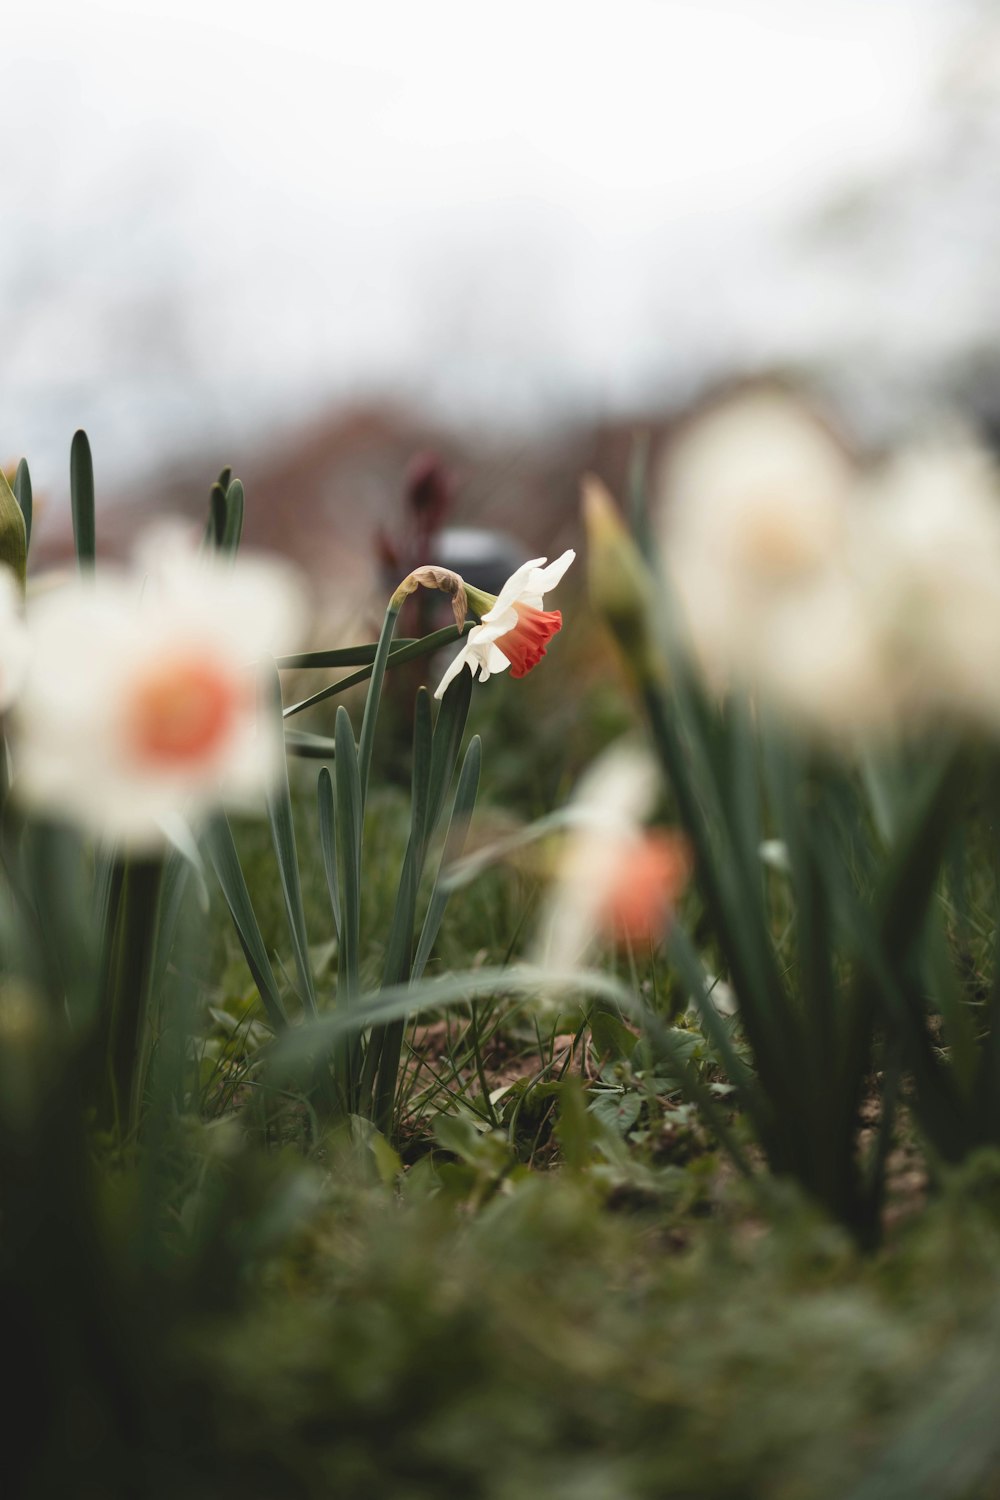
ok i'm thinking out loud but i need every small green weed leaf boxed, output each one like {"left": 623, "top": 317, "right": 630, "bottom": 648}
{"left": 589, "top": 1010, "right": 640, "bottom": 1062}
{"left": 555, "top": 1077, "right": 601, "bottom": 1169}
{"left": 588, "top": 1088, "right": 643, "bottom": 1136}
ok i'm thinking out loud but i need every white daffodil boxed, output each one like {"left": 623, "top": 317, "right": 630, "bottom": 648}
{"left": 659, "top": 389, "right": 1000, "bottom": 743}
{"left": 857, "top": 442, "right": 1000, "bottom": 734}
{"left": 434, "top": 550, "right": 575, "bottom": 700}
{"left": 533, "top": 740, "right": 691, "bottom": 973}
{"left": 13, "top": 525, "right": 305, "bottom": 848}
{"left": 658, "top": 387, "right": 856, "bottom": 699}
{"left": 0, "top": 565, "right": 29, "bottom": 712}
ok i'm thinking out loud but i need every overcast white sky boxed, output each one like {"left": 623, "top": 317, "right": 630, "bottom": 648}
{"left": 0, "top": 0, "right": 968, "bottom": 490}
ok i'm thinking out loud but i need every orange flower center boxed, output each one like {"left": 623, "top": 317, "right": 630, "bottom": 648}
{"left": 502, "top": 605, "right": 563, "bottom": 679}
{"left": 599, "top": 832, "right": 693, "bottom": 946}
{"left": 126, "top": 653, "right": 243, "bottom": 768}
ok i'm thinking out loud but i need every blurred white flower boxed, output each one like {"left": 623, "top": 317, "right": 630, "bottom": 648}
{"left": 434, "top": 550, "right": 575, "bottom": 699}
{"left": 858, "top": 443, "right": 1000, "bottom": 733}
{"left": 0, "top": 566, "right": 29, "bottom": 712}
{"left": 13, "top": 526, "right": 305, "bottom": 848}
{"left": 658, "top": 388, "right": 1000, "bottom": 743}
{"left": 533, "top": 740, "right": 691, "bottom": 972}
{"left": 658, "top": 388, "right": 856, "bottom": 697}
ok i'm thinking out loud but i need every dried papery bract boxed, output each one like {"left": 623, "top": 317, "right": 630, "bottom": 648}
{"left": 392, "top": 565, "right": 468, "bottom": 631}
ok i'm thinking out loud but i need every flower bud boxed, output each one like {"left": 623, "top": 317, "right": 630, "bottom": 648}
{"left": 0, "top": 467, "right": 27, "bottom": 590}
{"left": 582, "top": 475, "right": 660, "bottom": 684}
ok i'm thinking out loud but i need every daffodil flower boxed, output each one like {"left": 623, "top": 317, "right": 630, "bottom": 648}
{"left": 13, "top": 524, "right": 305, "bottom": 848}
{"left": 532, "top": 739, "right": 691, "bottom": 972}
{"left": 434, "top": 550, "right": 574, "bottom": 700}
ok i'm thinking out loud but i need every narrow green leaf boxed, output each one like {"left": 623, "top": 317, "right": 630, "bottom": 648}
{"left": 412, "top": 735, "right": 482, "bottom": 981}
{"left": 70, "top": 429, "right": 96, "bottom": 570}
{"left": 276, "top": 639, "right": 418, "bottom": 670}
{"left": 425, "top": 668, "right": 473, "bottom": 837}
{"left": 370, "top": 681, "right": 473, "bottom": 1131}
{"left": 261, "top": 660, "right": 317, "bottom": 1016}
{"left": 13, "top": 459, "right": 32, "bottom": 553}
{"left": 282, "top": 622, "right": 471, "bottom": 718}
{"left": 644, "top": 678, "right": 797, "bottom": 1116}
{"left": 409, "top": 687, "right": 433, "bottom": 852}
{"left": 284, "top": 729, "right": 338, "bottom": 759}
{"left": 221, "top": 477, "right": 244, "bottom": 554}
{"left": 208, "top": 481, "right": 227, "bottom": 547}
{"left": 317, "top": 767, "right": 340, "bottom": 940}
{"left": 333, "top": 704, "right": 364, "bottom": 1103}
{"left": 357, "top": 600, "right": 401, "bottom": 807}
{"left": 204, "top": 815, "right": 288, "bottom": 1032}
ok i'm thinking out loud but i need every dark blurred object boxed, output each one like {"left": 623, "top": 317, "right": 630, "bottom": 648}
{"left": 380, "top": 452, "right": 524, "bottom": 638}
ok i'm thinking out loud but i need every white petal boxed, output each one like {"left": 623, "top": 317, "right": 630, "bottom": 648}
{"left": 434, "top": 643, "right": 474, "bottom": 700}
{"left": 482, "top": 642, "right": 512, "bottom": 678}
{"left": 487, "top": 557, "right": 548, "bottom": 616}
{"left": 530, "top": 549, "right": 576, "bottom": 594}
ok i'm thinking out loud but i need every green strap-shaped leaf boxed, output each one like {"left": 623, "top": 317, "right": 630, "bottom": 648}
{"left": 13, "top": 459, "right": 31, "bottom": 555}
{"left": 277, "top": 639, "right": 418, "bottom": 670}
{"left": 333, "top": 704, "right": 364, "bottom": 1104}
{"left": 370, "top": 675, "right": 473, "bottom": 1130}
{"left": 317, "top": 767, "right": 340, "bottom": 940}
{"left": 70, "top": 429, "right": 95, "bottom": 570}
{"left": 284, "top": 729, "right": 338, "bottom": 759}
{"left": 282, "top": 623, "right": 472, "bottom": 718}
{"left": 221, "top": 477, "right": 244, "bottom": 555}
{"left": 261, "top": 660, "right": 317, "bottom": 1017}
{"left": 204, "top": 814, "right": 288, "bottom": 1033}
{"left": 425, "top": 668, "right": 473, "bottom": 838}
{"left": 411, "top": 734, "right": 482, "bottom": 981}
{"left": 357, "top": 599, "right": 401, "bottom": 807}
